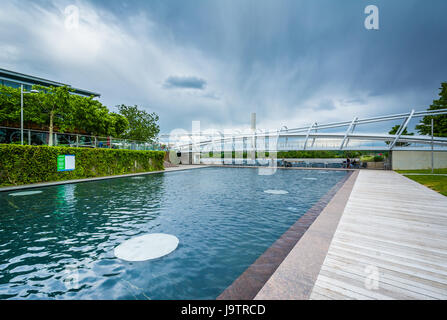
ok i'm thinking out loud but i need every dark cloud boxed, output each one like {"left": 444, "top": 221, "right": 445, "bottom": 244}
{"left": 163, "top": 76, "right": 207, "bottom": 90}
{"left": 3, "top": 0, "right": 447, "bottom": 132}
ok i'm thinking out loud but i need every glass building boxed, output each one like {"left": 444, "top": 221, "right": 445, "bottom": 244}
{"left": 0, "top": 67, "right": 100, "bottom": 97}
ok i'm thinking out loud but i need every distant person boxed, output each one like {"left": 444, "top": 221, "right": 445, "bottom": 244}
{"left": 346, "top": 157, "right": 351, "bottom": 169}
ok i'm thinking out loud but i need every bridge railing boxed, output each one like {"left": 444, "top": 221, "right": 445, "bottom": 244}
{"left": 164, "top": 108, "right": 447, "bottom": 152}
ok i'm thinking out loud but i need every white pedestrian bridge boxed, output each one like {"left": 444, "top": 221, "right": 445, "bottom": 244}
{"left": 162, "top": 109, "right": 447, "bottom": 153}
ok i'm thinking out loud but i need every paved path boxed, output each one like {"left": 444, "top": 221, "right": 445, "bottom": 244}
{"left": 310, "top": 170, "right": 447, "bottom": 300}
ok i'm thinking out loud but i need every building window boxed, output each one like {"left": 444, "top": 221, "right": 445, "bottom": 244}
{"left": 3, "top": 80, "right": 21, "bottom": 89}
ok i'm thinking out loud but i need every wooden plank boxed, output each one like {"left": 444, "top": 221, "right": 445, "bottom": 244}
{"left": 335, "top": 225, "right": 447, "bottom": 251}
{"left": 335, "top": 230, "right": 447, "bottom": 256}
{"left": 318, "top": 266, "right": 433, "bottom": 300}
{"left": 310, "top": 284, "right": 356, "bottom": 300}
{"left": 323, "top": 256, "right": 447, "bottom": 299}
{"left": 325, "top": 249, "right": 447, "bottom": 285}
{"left": 327, "top": 246, "right": 447, "bottom": 279}
{"left": 312, "top": 274, "right": 392, "bottom": 300}
{"left": 331, "top": 237, "right": 447, "bottom": 268}
{"left": 308, "top": 291, "right": 334, "bottom": 300}
{"left": 330, "top": 242, "right": 447, "bottom": 273}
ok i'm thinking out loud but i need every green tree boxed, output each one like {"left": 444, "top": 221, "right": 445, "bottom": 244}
{"left": 33, "top": 85, "right": 73, "bottom": 146}
{"left": 108, "top": 113, "right": 129, "bottom": 137}
{"left": 118, "top": 105, "right": 160, "bottom": 142}
{"left": 389, "top": 125, "right": 413, "bottom": 136}
{"left": 69, "top": 95, "right": 98, "bottom": 135}
{"left": 0, "top": 85, "right": 53, "bottom": 130}
{"left": 387, "top": 125, "right": 414, "bottom": 147}
{"left": 69, "top": 95, "right": 129, "bottom": 137}
{"left": 416, "top": 82, "right": 447, "bottom": 137}
{"left": 0, "top": 85, "right": 135, "bottom": 141}
{"left": 0, "top": 85, "right": 21, "bottom": 125}
{"left": 415, "top": 82, "right": 447, "bottom": 137}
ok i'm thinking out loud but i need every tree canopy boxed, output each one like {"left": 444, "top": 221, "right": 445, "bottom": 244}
{"left": 33, "top": 85, "right": 73, "bottom": 145}
{"left": 388, "top": 124, "right": 414, "bottom": 147}
{"left": 0, "top": 85, "right": 159, "bottom": 142}
{"left": 117, "top": 104, "right": 160, "bottom": 143}
{"left": 388, "top": 125, "right": 414, "bottom": 136}
{"left": 416, "top": 82, "right": 447, "bottom": 137}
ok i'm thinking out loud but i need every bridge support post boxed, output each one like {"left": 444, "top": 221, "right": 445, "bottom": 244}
{"left": 250, "top": 113, "right": 256, "bottom": 163}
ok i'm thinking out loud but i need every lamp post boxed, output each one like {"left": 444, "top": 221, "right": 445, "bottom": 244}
{"left": 422, "top": 119, "right": 435, "bottom": 174}
{"left": 431, "top": 118, "right": 434, "bottom": 174}
{"left": 20, "top": 85, "right": 39, "bottom": 145}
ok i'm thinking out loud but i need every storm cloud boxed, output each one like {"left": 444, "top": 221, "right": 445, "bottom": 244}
{"left": 0, "top": 0, "right": 446, "bottom": 133}
{"left": 163, "top": 76, "right": 207, "bottom": 90}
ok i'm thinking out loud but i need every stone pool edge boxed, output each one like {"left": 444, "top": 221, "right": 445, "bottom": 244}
{"left": 217, "top": 170, "right": 359, "bottom": 300}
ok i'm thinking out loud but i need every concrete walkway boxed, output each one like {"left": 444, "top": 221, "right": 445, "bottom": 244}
{"left": 309, "top": 170, "right": 447, "bottom": 300}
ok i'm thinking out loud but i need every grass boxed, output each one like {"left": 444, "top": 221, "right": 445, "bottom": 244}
{"left": 360, "top": 155, "right": 375, "bottom": 162}
{"left": 397, "top": 168, "right": 447, "bottom": 196}
{"left": 403, "top": 175, "right": 447, "bottom": 196}
{"left": 396, "top": 168, "right": 447, "bottom": 174}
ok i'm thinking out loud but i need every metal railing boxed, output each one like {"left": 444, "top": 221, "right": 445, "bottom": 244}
{"left": 0, "top": 126, "right": 167, "bottom": 151}
{"left": 165, "top": 108, "right": 447, "bottom": 152}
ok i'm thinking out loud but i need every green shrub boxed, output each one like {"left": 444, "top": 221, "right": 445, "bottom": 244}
{"left": 374, "top": 155, "right": 384, "bottom": 162}
{"left": 0, "top": 144, "right": 165, "bottom": 187}
{"left": 360, "top": 155, "right": 375, "bottom": 162}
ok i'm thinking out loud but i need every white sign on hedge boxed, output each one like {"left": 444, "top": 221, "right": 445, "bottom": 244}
{"left": 57, "top": 155, "right": 76, "bottom": 172}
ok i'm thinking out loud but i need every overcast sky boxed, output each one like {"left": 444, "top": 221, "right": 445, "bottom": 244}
{"left": 1, "top": 0, "right": 446, "bottom": 133}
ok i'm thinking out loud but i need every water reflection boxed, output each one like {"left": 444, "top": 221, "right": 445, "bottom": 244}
{"left": 0, "top": 174, "right": 164, "bottom": 299}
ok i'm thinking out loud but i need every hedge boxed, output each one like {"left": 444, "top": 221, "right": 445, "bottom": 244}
{"left": 0, "top": 144, "right": 165, "bottom": 187}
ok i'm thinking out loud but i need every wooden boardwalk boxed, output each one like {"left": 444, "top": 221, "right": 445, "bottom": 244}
{"left": 310, "top": 170, "right": 447, "bottom": 300}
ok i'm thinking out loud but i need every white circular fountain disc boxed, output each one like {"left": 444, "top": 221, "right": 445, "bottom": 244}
{"left": 264, "top": 190, "right": 289, "bottom": 195}
{"left": 114, "top": 233, "right": 179, "bottom": 262}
